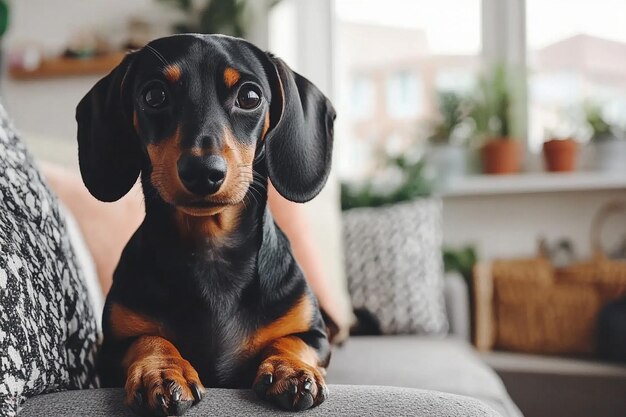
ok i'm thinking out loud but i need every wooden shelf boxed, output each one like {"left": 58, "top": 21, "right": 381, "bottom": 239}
{"left": 9, "top": 52, "right": 126, "bottom": 80}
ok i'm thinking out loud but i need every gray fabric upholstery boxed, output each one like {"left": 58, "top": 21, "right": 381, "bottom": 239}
{"left": 443, "top": 272, "right": 471, "bottom": 341}
{"left": 343, "top": 199, "right": 449, "bottom": 335}
{"left": 327, "top": 337, "right": 522, "bottom": 417}
{"left": 19, "top": 386, "right": 500, "bottom": 417}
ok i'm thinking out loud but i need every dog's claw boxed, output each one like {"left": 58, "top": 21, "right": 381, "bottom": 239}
{"left": 254, "top": 373, "right": 274, "bottom": 399}
{"left": 157, "top": 393, "right": 167, "bottom": 407}
{"left": 172, "top": 388, "right": 182, "bottom": 402}
{"left": 191, "top": 383, "right": 203, "bottom": 404}
{"left": 303, "top": 380, "right": 312, "bottom": 392}
{"left": 262, "top": 373, "right": 273, "bottom": 385}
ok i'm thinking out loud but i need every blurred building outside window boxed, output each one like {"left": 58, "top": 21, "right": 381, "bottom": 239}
{"left": 8, "top": 0, "right": 625, "bottom": 178}
{"left": 350, "top": 75, "right": 376, "bottom": 120}
{"left": 332, "top": 0, "right": 482, "bottom": 180}
{"left": 386, "top": 70, "right": 422, "bottom": 119}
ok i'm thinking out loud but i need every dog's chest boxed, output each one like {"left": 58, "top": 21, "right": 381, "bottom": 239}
{"left": 165, "top": 301, "right": 260, "bottom": 388}
{"left": 157, "top": 258, "right": 262, "bottom": 387}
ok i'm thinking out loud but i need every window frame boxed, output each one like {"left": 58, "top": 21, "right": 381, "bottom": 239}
{"left": 261, "top": 0, "right": 531, "bottom": 147}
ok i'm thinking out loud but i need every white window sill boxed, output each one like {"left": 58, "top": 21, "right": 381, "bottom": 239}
{"left": 439, "top": 171, "right": 626, "bottom": 197}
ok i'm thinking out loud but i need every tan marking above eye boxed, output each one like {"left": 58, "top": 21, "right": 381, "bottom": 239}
{"left": 164, "top": 64, "right": 182, "bottom": 82}
{"left": 224, "top": 67, "right": 241, "bottom": 88}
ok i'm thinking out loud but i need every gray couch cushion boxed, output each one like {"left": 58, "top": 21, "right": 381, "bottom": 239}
{"left": 327, "top": 337, "right": 522, "bottom": 417}
{"left": 18, "top": 386, "right": 500, "bottom": 417}
{"left": 343, "top": 199, "right": 448, "bottom": 335}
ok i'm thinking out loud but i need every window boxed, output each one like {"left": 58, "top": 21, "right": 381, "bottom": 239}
{"left": 334, "top": 0, "right": 482, "bottom": 179}
{"left": 436, "top": 69, "right": 477, "bottom": 94}
{"left": 527, "top": 0, "right": 626, "bottom": 150}
{"left": 386, "top": 70, "right": 422, "bottom": 119}
{"left": 271, "top": 0, "right": 626, "bottom": 176}
{"left": 350, "top": 75, "right": 376, "bottom": 120}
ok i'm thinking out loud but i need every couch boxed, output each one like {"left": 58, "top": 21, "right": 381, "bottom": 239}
{"left": 9, "top": 158, "right": 521, "bottom": 416}
{"left": 18, "top": 269, "right": 521, "bottom": 416}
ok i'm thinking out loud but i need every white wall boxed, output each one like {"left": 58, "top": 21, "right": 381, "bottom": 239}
{"left": 4, "top": 0, "right": 165, "bottom": 55}
{"left": 443, "top": 190, "right": 626, "bottom": 261}
{"left": 1, "top": 0, "right": 174, "bottom": 168}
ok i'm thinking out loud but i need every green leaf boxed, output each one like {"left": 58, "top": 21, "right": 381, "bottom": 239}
{"left": 157, "top": 0, "right": 248, "bottom": 37}
{"left": 443, "top": 246, "right": 478, "bottom": 286}
{"left": 341, "top": 156, "right": 432, "bottom": 210}
{"left": 468, "top": 63, "right": 516, "bottom": 141}
{"left": 0, "top": 1, "right": 9, "bottom": 38}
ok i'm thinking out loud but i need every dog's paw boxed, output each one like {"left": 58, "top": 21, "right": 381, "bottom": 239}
{"left": 125, "top": 356, "right": 205, "bottom": 416}
{"left": 253, "top": 356, "right": 328, "bottom": 411}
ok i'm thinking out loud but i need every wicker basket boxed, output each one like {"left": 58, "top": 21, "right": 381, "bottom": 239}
{"left": 481, "top": 201, "right": 626, "bottom": 355}
{"left": 558, "top": 201, "right": 626, "bottom": 297}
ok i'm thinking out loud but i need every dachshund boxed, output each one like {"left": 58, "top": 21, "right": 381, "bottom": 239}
{"left": 76, "top": 34, "right": 336, "bottom": 416}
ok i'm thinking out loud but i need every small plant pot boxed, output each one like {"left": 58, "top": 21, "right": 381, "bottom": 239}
{"left": 426, "top": 143, "right": 468, "bottom": 186}
{"left": 593, "top": 136, "right": 626, "bottom": 173}
{"left": 481, "top": 138, "right": 522, "bottom": 175}
{"left": 543, "top": 139, "right": 578, "bottom": 172}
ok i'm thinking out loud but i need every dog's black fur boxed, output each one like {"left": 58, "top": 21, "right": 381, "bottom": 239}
{"left": 76, "top": 34, "right": 336, "bottom": 416}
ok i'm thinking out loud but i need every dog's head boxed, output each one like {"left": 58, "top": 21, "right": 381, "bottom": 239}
{"left": 76, "top": 34, "right": 335, "bottom": 215}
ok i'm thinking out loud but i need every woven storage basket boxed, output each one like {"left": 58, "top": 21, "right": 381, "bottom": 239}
{"left": 558, "top": 201, "right": 626, "bottom": 298}
{"left": 491, "top": 201, "right": 626, "bottom": 355}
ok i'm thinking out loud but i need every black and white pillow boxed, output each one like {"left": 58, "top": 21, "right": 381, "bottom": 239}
{"left": 0, "top": 105, "right": 98, "bottom": 417}
{"left": 343, "top": 198, "right": 448, "bottom": 335}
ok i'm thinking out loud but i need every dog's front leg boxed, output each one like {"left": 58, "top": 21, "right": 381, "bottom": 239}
{"left": 253, "top": 336, "right": 328, "bottom": 411}
{"left": 123, "top": 336, "right": 205, "bottom": 416}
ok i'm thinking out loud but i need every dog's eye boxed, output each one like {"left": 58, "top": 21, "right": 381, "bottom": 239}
{"left": 236, "top": 84, "right": 262, "bottom": 110}
{"left": 144, "top": 85, "right": 167, "bottom": 108}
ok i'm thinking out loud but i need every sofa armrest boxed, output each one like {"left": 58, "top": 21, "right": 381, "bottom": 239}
{"left": 19, "top": 386, "right": 502, "bottom": 417}
{"left": 444, "top": 271, "right": 471, "bottom": 341}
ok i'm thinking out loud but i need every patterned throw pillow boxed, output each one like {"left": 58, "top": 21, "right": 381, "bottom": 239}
{"left": 342, "top": 198, "right": 449, "bottom": 335}
{"left": 0, "top": 105, "right": 98, "bottom": 417}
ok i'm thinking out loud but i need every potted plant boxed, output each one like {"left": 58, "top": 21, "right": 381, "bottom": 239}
{"left": 426, "top": 91, "right": 470, "bottom": 184}
{"left": 543, "top": 136, "right": 578, "bottom": 172}
{"left": 341, "top": 155, "right": 432, "bottom": 210}
{"left": 543, "top": 119, "right": 580, "bottom": 172}
{"left": 156, "top": 0, "right": 248, "bottom": 36}
{"left": 470, "top": 65, "right": 522, "bottom": 175}
{"left": 585, "top": 103, "right": 626, "bottom": 173}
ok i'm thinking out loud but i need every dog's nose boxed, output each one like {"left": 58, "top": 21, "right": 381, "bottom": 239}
{"left": 177, "top": 154, "right": 227, "bottom": 196}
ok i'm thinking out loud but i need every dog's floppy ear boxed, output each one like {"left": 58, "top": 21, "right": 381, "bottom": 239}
{"left": 76, "top": 52, "right": 141, "bottom": 202}
{"left": 264, "top": 56, "right": 336, "bottom": 203}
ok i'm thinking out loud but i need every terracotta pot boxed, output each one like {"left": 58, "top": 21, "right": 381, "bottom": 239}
{"left": 543, "top": 139, "right": 578, "bottom": 172}
{"left": 481, "top": 138, "right": 522, "bottom": 174}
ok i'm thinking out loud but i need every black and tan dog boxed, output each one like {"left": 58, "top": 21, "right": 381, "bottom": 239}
{"left": 76, "top": 34, "right": 336, "bottom": 416}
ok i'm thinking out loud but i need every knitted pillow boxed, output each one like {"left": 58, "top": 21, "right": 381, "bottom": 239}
{"left": 0, "top": 105, "right": 98, "bottom": 417}
{"left": 342, "top": 198, "right": 448, "bottom": 335}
